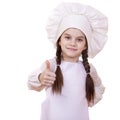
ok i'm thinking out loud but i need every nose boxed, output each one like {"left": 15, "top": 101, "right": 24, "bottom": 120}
{"left": 70, "top": 39, "right": 76, "bottom": 46}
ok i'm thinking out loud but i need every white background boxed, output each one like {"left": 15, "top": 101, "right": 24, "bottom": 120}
{"left": 0, "top": 0, "right": 120, "bottom": 120}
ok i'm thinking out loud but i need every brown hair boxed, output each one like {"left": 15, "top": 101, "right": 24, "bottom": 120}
{"left": 52, "top": 37, "right": 95, "bottom": 102}
{"left": 52, "top": 38, "right": 63, "bottom": 94}
{"left": 82, "top": 48, "right": 95, "bottom": 102}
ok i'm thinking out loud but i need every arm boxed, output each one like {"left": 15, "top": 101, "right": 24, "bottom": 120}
{"left": 27, "top": 58, "right": 57, "bottom": 92}
{"left": 88, "top": 64, "right": 105, "bottom": 107}
{"left": 27, "top": 66, "right": 46, "bottom": 92}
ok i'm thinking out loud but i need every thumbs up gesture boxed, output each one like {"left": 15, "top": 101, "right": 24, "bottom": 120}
{"left": 39, "top": 60, "right": 56, "bottom": 87}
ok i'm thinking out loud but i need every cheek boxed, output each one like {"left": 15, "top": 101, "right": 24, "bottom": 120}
{"left": 59, "top": 39, "right": 66, "bottom": 47}
{"left": 82, "top": 42, "right": 87, "bottom": 50}
{"left": 78, "top": 43, "right": 86, "bottom": 49}
{"left": 83, "top": 45, "right": 87, "bottom": 50}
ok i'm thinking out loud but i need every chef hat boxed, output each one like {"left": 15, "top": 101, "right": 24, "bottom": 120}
{"left": 46, "top": 2, "right": 108, "bottom": 58}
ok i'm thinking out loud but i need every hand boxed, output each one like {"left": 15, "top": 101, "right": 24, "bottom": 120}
{"left": 39, "top": 60, "right": 56, "bottom": 87}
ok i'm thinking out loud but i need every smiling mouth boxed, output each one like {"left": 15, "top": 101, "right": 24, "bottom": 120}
{"left": 67, "top": 48, "right": 77, "bottom": 51}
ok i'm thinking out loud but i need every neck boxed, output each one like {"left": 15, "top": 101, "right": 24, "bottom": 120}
{"left": 62, "top": 57, "right": 79, "bottom": 63}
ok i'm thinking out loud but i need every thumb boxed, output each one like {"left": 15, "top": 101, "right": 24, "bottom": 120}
{"left": 45, "top": 60, "right": 50, "bottom": 70}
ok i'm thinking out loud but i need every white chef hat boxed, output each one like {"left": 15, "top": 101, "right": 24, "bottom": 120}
{"left": 46, "top": 2, "right": 108, "bottom": 58}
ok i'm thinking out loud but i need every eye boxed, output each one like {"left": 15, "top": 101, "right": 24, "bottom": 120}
{"left": 77, "top": 39, "right": 83, "bottom": 42}
{"left": 65, "top": 36, "right": 71, "bottom": 40}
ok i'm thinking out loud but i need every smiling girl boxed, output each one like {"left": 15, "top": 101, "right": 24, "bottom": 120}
{"left": 28, "top": 2, "right": 108, "bottom": 120}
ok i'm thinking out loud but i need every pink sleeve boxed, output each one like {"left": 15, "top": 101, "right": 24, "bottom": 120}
{"left": 88, "top": 64, "right": 105, "bottom": 107}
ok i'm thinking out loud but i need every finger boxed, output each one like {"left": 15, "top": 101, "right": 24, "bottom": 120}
{"left": 44, "top": 79, "right": 54, "bottom": 84}
{"left": 44, "top": 74, "right": 56, "bottom": 81}
{"left": 42, "top": 80, "right": 54, "bottom": 86}
{"left": 47, "top": 72, "right": 56, "bottom": 77}
{"left": 45, "top": 60, "right": 50, "bottom": 70}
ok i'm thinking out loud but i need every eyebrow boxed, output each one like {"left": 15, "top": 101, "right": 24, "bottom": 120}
{"left": 63, "top": 33, "right": 85, "bottom": 38}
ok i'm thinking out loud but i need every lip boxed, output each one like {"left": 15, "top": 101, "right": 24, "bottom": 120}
{"left": 67, "top": 47, "right": 77, "bottom": 51}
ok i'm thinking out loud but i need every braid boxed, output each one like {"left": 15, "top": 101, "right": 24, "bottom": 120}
{"left": 82, "top": 49, "right": 95, "bottom": 102}
{"left": 52, "top": 38, "right": 63, "bottom": 94}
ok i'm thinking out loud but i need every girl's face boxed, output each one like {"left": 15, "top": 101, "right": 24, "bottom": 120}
{"left": 59, "top": 28, "right": 86, "bottom": 62}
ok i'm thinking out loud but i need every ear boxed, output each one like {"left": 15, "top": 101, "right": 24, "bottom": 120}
{"left": 58, "top": 40, "right": 61, "bottom": 46}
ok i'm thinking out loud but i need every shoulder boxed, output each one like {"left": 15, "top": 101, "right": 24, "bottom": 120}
{"left": 90, "top": 63, "right": 98, "bottom": 77}
{"left": 89, "top": 63, "right": 101, "bottom": 85}
{"left": 38, "top": 57, "right": 57, "bottom": 73}
{"left": 48, "top": 57, "right": 57, "bottom": 72}
{"left": 90, "top": 63, "right": 96, "bottom": 72}
{"left": 48, "top": 57, "right": 56, "bottom": 64}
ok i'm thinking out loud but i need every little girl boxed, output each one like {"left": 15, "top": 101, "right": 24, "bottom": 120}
{"left": 28, "top": 2, "right": 108, "bottom": 120}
